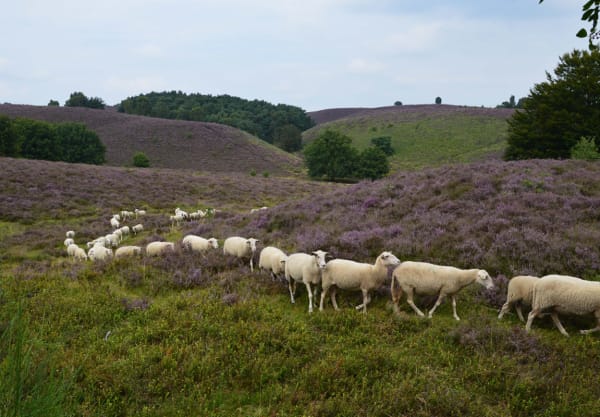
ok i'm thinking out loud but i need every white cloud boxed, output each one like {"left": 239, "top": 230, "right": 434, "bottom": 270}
{"left": 347, "top": 58, "right": 385, "bottom": 74}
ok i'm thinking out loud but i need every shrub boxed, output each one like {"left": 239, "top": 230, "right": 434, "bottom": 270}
{"left": 571, "top": 136, "right": 600, "bottom": 160}
{"left": 132, "top": 152, "right": 150, "bottom": 168}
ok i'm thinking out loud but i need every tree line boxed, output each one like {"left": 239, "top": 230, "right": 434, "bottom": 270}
{"left": 0, "top": 116, "right": 106, "bottom": 165}
{"left": 117, "top": 91, "right": 314, "bottom": 152}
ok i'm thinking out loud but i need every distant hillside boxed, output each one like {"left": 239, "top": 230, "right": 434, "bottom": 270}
{"left": 0, "top": 104, "right": 302, "bottom": 175}
{"left": 305, "top": 104, "right": 515, "bottom": 170}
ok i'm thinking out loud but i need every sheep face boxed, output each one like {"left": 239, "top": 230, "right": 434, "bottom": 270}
{"left": 246, "top": 238, "right": 259, "bottom": 253}
{"left": 477, "top": 270, "right": 495, "bottom": 289}
{"left": 379, "top": 251, "right": 401, "bottom": 267}
{"left": 312, "top": 250, "right": 328, "bottom": 270}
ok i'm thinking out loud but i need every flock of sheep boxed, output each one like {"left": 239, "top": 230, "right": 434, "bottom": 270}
{"left": 62, "top": 208, "right": 600, "bottom": 338}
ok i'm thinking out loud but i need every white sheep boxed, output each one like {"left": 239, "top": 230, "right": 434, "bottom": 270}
{"left": 132, "top": 224, "right": 144, "bottom": 235}
{"left": 285, "top": 251, "right": 327, "bottom": 313}
{"left": 119, "top": 225, "right": 130, "bottom": 238}
{"left": 146, "top": 241, "right": 175, "bottom": 256}
{"left": 72, "top": 246, "right": 88, "bottom": 261}
{"left": 182, "top": 235, "right": 219, "bottom": 252}
{"left": 175, "top": 208, "right": 189, "bottom": 219}
{"left": 65, "top": 230, "right": 75, "bottom": 238}
{"left": 525, "top": 274, "right": 600, "bottom": 337}
{"left": 110, "top": 216, "right": 120, "bottom": 229}
{"left": 259, "top": 246, "right": 288, "bottom": 281}
{"left": 87, "top": 237, "right": 108, "bottom": 249}
{"left": 105, "top": 233, "right": 120, "bottom": 248}
{"left": 189, "top": 210, "right": 207, "bottom": 220}
{"left": 320, "top": 251, "right": 400, "bottom": 314}
{"left": 391, "top": 261, "right": 495, "bottom": 320}
{"left": 64, "top": 237, "right": 75, "bottom": 247}
{"left": 498, "top": 275, "right": 540, "bottom": 322}
{"left": 66, "top": 243, "right": 79, "bottom": 257}
{"left": 170, "top": 214, "right": 184, "bottom": 227}
{"left": 88, "top": 245, "right": 113, "bottom": 261}
{"left": 223, "top": 236, "right": 259, "bottom": 271}
{"left": 134, "top": 208, "right": 146, "bottom": 218}
{"left": 115, "top": 245, "right": 142, "bottom": 258}
{"left": 120, "top": 210, "right": 134, "bottom": 220}
{"left": 250, "top": 206, "right": 268, "bottom": 213}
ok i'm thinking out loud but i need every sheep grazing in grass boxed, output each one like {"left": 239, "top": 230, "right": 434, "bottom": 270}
{"left": 66, "top": 243, "right": 79, "bottom": 257}
{"left": 525, "top": 274, "right": 600, "bottom": 337}
{"left": 259, "top": 246, "right": 288, "bottom": 281}
{"left": 65, "top": 230, "right": 75, "bottom": 238}
{"left": 250, "top": 206, "right": 268, "bottom": 213}
{"left": 88, "top": 245, "right": 113, "bottom": 261}
{"left": 119, "top": 225, "right": 130, "bottom": 238}
{"left": 391, "top": 261, "right": 495, "bottom": 320}
{"left": 87, "top": 237, "right": 108, "bottom": 249}
{"left": 175, "top": 208, "right": 189, "bottom": 220}
{"left": 320, "top": 251, "right": 400, "bottom": 314}
{"left": 182, "top": 235, "right": 219, "bottom": 252}
{"left": 110, "top": 216, "right": 120, "bottom": 229}
{"left": 64, "top": 237, "right": 75, "bottom": 247}
{"left": 223, "top": 236, "right": 260, "bottom": 271}
{"left": 146, "top": 241, "right": 175, "bottom": 256}
{"left": 120, "top": 210, "right": 134, "bottom": 221}
{"left": 285, "top": 251, "right": 327, "bottom": 313}
{"left": 134, "top": 208, "right": 146, "bottom": 218}
{"left": 72, "top": 246, "right": 88, "bottom": 261}
{"left": 115, "top": 245, "right": 142, "bottom": 258}
{"left": 170, "top": 214, "right": 184, "bottom": 227}
{"left": 189, "top": 210, "right": 207, "bottom": 220}
{"left": 105, "top": 233, "right": 120, "bottom": 248}
{"left": 498, "top": 275, "right": 540, "bottom": 322}
{"left": 132, "top": 224, "right": 144, "bottom": 235}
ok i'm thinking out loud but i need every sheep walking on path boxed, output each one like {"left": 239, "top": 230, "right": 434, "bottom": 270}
{"left": 223, "top": 236, "right": 259, "bottom": 271}
{"left": 498, "top": 275, "right": 539, "bottom": 322}
{"left": 146, "top": 241, "right": 175, "bottom": 256}
{"left": 259, "top": 246, "right": 288, "bottom": 281}
{"left": 285, "top": 250, "right": 328, "bottom": 313}
{"left": 391, "top": 261, "right": 494, "bottom": 320}
{"left": 182, "top": 235, "right": 219, "bottom": 252}
{"left": 525, "top": 274, "right": 600, "bottom": 337}
{"left": 320, "top": 251, "right": 400, "bottom": 314}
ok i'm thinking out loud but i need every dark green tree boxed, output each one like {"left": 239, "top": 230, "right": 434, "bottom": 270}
{"left": 394, "top": 100, "right": 403, "bottom": 106}
{"left": 0, "top": 115, "right": 19, "bottom": 157}
{"left": 303, "top": 130, "right": 359, "bottom": 181}
{"left": 54, "top": 122, "right": 106, "bottom": 164}
{"left": 47, "top": 100, "right": 59, "bottom": 106}
{"left": 132, "top": 152, "right": 150, "bottom": 167}
{"left": 435, "top": 97, "right": 442, "bottom": 105}
{"left": 358, "top": 147, "right": 390, "bottom": 180}
{"left": 370, "top": 136, "right": 395, "bottom": 156}
{"left": 65, "top": 92, "right": 105, "bottom": 109}
{"left": 505, "top": 49, "right": 600, "bottom": 160}
{"left": 15, "top": 119, "right": 59, "bottom": 161}
{"left": 273, "top": 124, "right": 302, "bottom": 152}
{"left": 539, "top": 0, "right": 599, "bottom": 50}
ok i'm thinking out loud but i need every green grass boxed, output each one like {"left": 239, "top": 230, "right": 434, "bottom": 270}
{"left": 304, "top": 113, "right": 509, "bottom": 170}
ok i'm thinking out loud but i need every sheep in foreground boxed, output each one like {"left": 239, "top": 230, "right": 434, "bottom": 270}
{"left": 320, "top": 251, "right": 401, "bottom": 314}
{"left": 115, "top": 245, "right": 142, "bottom": 258}
{"left": 525, "top": 274, "right": 600, "bottom": 337}
{"left": 391, "top": 261, "right": 494, "bottom": 320}
{"left": 88, "top": 245, "right": 113, "bottom": 261}
{"left": 285, "top": 251, "right": 327, "bottom": 313}
{"left": 65, "top": 230, "right": 75, "bottom": 238}
{"left": 146, "top": 241, "right": 175, "bottom": 256}
{"left": 182, "top": 235, "right": 219, "bottom": 252}
{"left": 223, "top": 236, "right": 259, "bottom": 271}
{"left": 259, "top": 246, "right": 288, "bottom": 281}
{"left": 498, "top": 275, "right": 540, "bottom": 322}
{"left": 132, "top": 224, "right": 144, "bottom": 235}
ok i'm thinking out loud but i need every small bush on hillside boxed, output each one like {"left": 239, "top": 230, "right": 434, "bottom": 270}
{"left": 132, "top": 152, "right": 150, "bottom": 168}
{"left": 571, "top": 136, "right": 600, "bottom": 160}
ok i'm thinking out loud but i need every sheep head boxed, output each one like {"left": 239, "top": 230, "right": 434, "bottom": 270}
{"left": 208, "top": 238, "right": 219, "bottom": 249}
{"left": 246, "top": 238, "right": 259, "bottom": 253}
{"left": 312, "top": 250, "right": 328, "bottom": 270}
{"left": 378, "top": 251, "right": 401, "bottom": 267}
{"left": 477, "top": 270, "right": 495, "bottom": 290}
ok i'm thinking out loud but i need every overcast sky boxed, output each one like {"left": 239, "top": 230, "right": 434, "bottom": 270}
{"left": 0, "top": 0, "right": 588, "bottom": 111}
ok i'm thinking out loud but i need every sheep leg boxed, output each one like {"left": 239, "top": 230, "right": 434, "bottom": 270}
{"left": 525, "top": 309, "right": 539, "bottom": 333}
{"left": 288, "top": 280, "right": 296, "bottom": 304}
{"left": 428, "top": 294, "right": 447, "bottom": 319}
{"left": 498, "top": 301, "right": 511, "bottom": 320}
{"left": 580, "top": 310, "right": 600, "bottom": 335}
{"left": 451, "top": 295, "right": 460, "bottom": 321}
{"left": 250, "top": 258, "right": 254, "bottom": 272}
{"left": 319, "top": 286, "right": 328, "bottom": 311}
{"left": 406, "top": 289, "right": 425, "bottom": 317}
{"left": 330, "top": 287, "right": 340, "bottom": 311}
{"left": 305, "top": 282, "right": 314, "bottom": 313}
{"left": 550, "top": 312, "right": 569, "bottom": 337}
{"left": 391, "top": 279, "right": 403, "bottom": 314}
{"left": 355, "top": 290, "right": 371, "bottom": 313}
{"left": 515, "top": 304, "right": 526, "bottom": 323}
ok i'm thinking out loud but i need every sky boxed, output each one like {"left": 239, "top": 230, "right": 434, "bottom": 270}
{"left": 0, "top": 0, "right": 589, "bottom": 111}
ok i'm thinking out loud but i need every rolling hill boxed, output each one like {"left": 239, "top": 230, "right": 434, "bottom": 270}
{"left": 0, "top": 104, "right": 302, "bottom": 175}
{"left": 306, "top": 104, "right": 515, "bottom": 170}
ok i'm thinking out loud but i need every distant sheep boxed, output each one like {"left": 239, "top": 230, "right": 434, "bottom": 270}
{"left": 132, "top": 224, "right": 144, "bottom": 235}
{"left": 498, "top": 275, "right": 540, "bottom": 322}
{"left": 223, "top": 236, "right": 259, "bottom": 271}
{"left": 66, "top": 243, "right": 80, "bottom": 257}
{"left": 115, "top": 245, "right": 142, "bottom": 258}
{"left": 119, "top": 225, "right": 130, "bottom": 238}
{"left": 105, "top": 233, "right": 120, "bottom": 248}
{"left": 391, "top": 261, "right": 495, "bottom": 320}
{"left": 320, "top": 251, "right": 400, "bottom": 314}
{"left": 64, "top": 237, "right": 75, "bottom": 247}
{"left": 259, "top": 246, "right": 288, "bottom": 281}
{"left": 65, "top": 230, "right": 75, "bottom": 238}
{"left": 134, "top": 208, "right": 146, "bottom": 218}
{"left": 189, "top": 210, "right": 207, "bottom": 220}
{"left": 250, "top": 206, "right": 268, "bottom": 213}
{"left": 87, "top": 237, "right": 108, "bottom": 249}
{"left": 182, "top": 235, "right": 219, "bottom": 252}
{"left": 72, "top": 246, "right": 88, "bottom": 261}
{"left": 170, "top": 214, "right": 184, "bottom": 227}
{"left": 525, "top": 274, "right": 600, "bottom": 337}
{"left": 120, "top": 210, "right": 134, "bottom": 220}
{"left": 110, "top": 216, "right": 120, "bottom": 229}
{"left": 88, "top": 245, "right": 113, "bottom": 261}
{"left": 175, "top": 208, "right": 189, "bottom": 220}
{"left": 285, "top": 251, "right": 327, "bottom": 313}
{"left": 146, "top": 241, "right": 175, "bottom": 256}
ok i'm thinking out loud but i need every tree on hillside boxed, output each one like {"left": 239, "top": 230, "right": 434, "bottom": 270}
{"left": 435, "top": 97, "right": 442, "bottom": 105}
{"left": 15, "top": 119, "right": 59, "bottom": 161}
{"left": 0, "top": 115, "right": 18, "bottom": 157}
{"left": 505, "top": 49, "right": 600, "bottom": 160}
{"left": 539, "top": 0, "right": 599, "bottom": 50}
{"left": 303, "top": 130, "right": 358, "bottom": 180}
{"left": 55, "top": 123, "right": 106, "bottom": 164}
{"left": 273, "top": 124, "right": 303, "bottom": 152}
{"left": 370, "top": 136, "right": 395, "bottom": 156}
{"left": 65, "top": 92, "right": 105, "bottom": 109}
{"left": 133, "top": 152, "right": 150, "bottom": 168}
{"left": 48, "top": 100, "right": 59, "bottom": 106}
{"left": 358, "top": 147, "right": 390, "bottom": 180}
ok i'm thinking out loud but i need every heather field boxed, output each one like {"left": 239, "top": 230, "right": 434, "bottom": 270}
{"left": 1, "top": 156, "right": 600, "bottom": 416}
{"left": 0, "top": 104, "right": 302, "bottom": 175}
{"left": 304, "top": 105, "right": 514, "bottom": 170}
